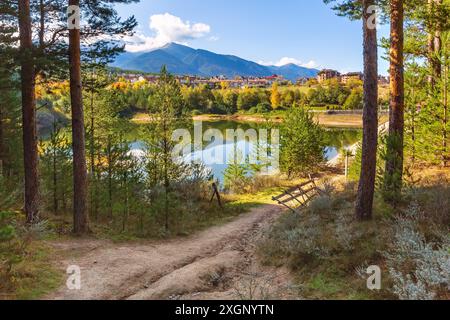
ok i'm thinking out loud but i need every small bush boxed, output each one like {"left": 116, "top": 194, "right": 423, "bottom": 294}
{"left": 308, "top": 195, "right": 332, "bottom": 215}
{"left": 385, "top": 201, "right": 450, "bottom": 300}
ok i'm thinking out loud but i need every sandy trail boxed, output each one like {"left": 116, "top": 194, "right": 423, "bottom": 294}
{"left": 46, "top": 203, "right": 293, "bottom": 300}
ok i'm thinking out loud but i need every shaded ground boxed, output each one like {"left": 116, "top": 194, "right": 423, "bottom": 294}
{"left": 46, "top": 203, "right": 296, "bottom": 300}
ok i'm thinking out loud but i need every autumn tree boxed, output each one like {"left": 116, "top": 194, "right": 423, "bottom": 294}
{"left": 270, "top": 82, "right": 281, "bottom": 109}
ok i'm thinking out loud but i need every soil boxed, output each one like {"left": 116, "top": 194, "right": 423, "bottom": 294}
{"left": 46, "top": 203, "right": 297, "bottom": 300}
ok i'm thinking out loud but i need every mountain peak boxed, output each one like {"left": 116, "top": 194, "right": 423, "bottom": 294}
{"left": 161, "top": 42, "right": 187, "bottom": 49}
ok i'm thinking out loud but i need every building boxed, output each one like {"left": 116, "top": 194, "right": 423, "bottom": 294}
{"left": 115, "top": 73, "right": 286, "bottom": 89}
{"left": 317, "top": 69, "right": 341, "bottom": 83}
{"left": 341, "top": 72, "right": 363, "bottom": 84}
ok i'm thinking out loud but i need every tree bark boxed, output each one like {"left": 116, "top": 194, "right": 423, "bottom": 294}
{"left": 107, "top": 135, "right": 113, "bottom": 220}
{"left": 443, "top": 51, "right": 448, "bottom": 167}
{"left": 18, "top": 0, "right": 39, "bottom": 223}
{"left": 0, "top": 106, "right": 4, "bottom": 175}
{"left": 384, "top": 0, "right": 404, "bottom": 201}
{"left": 428, "top": 0, "right": 436, "bottom": 86}
{"left": 428, "top": 0, "right": 442, "bottom": 86}
{"left": 69, "top": 0, "right": 89, "bottom": 234}
{"left": 89, "top": 68, "right": 97, "bottom": 219}
{"left": 433, "top": 0, "right": 442, "bottom": 79}
{"left": 53, "top": 138, "right": 58, "bottom": 214}
{"left": 39, "top": 0, "right": 45, "bottom": 48}
{"left": 355, "top": 0, "right": 378, "bottom": 220}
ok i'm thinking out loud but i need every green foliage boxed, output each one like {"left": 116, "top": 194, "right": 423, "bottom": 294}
{"left": 381, "top": 133, "right": 405, "bottom": 204}
{"left": 280, "top": 107, "right": 326, "bottom": 177}
{"left": 0, "top": 211, "right": 16, "bottom": 242}
{"left": 343, "top": 88, "right": 363, "bottom": 110}
{"left": 223, "top": 150, "right": 253, "bottom": 193}
{"left": 144, "top": 67, "right": 190, "bottom": 233}
{"left": 39, "top": 124, "right": 73, "bottom": 215}
{"left": 307, "top": 81, "right": 352, "bottom": 108}
{"left": 249, "top": 102, "right": 272, "bottom": 114}
{"left": 348, "top": 143, "right": 362, "bottom": 180}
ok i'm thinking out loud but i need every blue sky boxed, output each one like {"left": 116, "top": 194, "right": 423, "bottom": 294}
{"left": 115, "top": 0, "right": 390, "bottom": 74}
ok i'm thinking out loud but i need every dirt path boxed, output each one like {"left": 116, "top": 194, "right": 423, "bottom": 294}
{"left": 46, "top": 203, "right": 295, "bottom": 300}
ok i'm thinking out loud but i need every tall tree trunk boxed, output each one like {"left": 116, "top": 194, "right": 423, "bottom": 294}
{"left": 89, "top": 68, "right": 97, "bottom": 219}
{"left": 0, "top": 106, "right": 4, "bottom": 175}
{"left": 18, "top": 0, "right": 39, "bottom": 223}
{"left": 428, "top": 0, "right": 442, "bottom": 86}
{"left": 433, "top": 0, "right": 442, "bottom": 79}
{"left": 53, "top": 140, "right": 58, "bottom": 214}
{"left": 52, "top": 121, "right": 58, "bottom": 215}
{"left": 443, "top": 50, "right": 448, "bottom": 167}
{"left": 428, "top": 0, "right": 436, "bottom": 87}
{"left": 38, "top": 0, "right": 45, "bottom": 48}
{"left": 107, "top": 136, "right": 113, "bottom": 220}
{"left": 384, "top": 0, "right": 404, "bottom": 203}
{"left": 355, "top": 0, "right": 378, "bottom": 220}
{"left": 69, "top": 0, "right": 88, "bottom": 234}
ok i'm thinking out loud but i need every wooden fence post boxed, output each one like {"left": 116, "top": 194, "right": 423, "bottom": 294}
{"left": 210, "top": 183, "right": 223, "bottom": 208}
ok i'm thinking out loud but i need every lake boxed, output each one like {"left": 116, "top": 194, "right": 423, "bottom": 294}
{"left": 130, "top": 120, "right": 361, "bottom": 184}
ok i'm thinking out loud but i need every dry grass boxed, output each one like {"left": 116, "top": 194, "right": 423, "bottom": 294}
{"left": 258, "top": 167, "right": 450, "bottom": 300}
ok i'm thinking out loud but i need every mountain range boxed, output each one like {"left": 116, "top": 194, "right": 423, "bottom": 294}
{"left": 111, "top": 43, "right": 319, "bottom": 81}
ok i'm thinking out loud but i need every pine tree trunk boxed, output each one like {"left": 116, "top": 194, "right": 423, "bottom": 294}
{"left": 384, "top": 0, "right": 404, "bottom": 202}
{"left": 18, "top": 0, "right": 39, "bottom": 223}
{"left": 428, "top": 0, "right": 436, "bottom": 86}
{"left": 0, "top": 106, "right": 4, "bottom": 175}
{"left": 38, "top": 0, "right": 45, "bottom": 48}
{"left": 53, "top": 153, "right": 58, "bottom": 214}
{"left": 433, "top": 0, "right": 442, "bottom": 79}
{"left": 428, "top": 0, "right": 442, "bottom": 86}
{"left": 443, "top": 56, "right": 448, "bottom": 167}
{"left": 69, "top": 0, "right": 88, "bottom": 234}
{"left": 89, "top": 70, "right": 97, "bottom": 219}
{"left": 355, "top": 0, "right": 378, "bottom": 220}
{"left": 107, "top": 136, "right": 113, "bottom": 220}
{"left": 53, "top": 126, "right": 58, "bottom": 215}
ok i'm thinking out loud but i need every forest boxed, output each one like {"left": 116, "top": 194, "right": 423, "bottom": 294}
{"left": 0, "top": 0, "right": 449, "bottom": 301}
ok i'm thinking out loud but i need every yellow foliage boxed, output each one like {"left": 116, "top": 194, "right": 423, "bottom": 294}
{"left": 270, "top": 82, "right": 280, "bottom": 109}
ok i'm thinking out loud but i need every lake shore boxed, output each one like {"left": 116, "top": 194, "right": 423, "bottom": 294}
{"left": 133, "top": 112, "right": 388, "bottom": 129}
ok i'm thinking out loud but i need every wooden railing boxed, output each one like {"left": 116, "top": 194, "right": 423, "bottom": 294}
{"left": 272, "top": 175, "right": 325, "bottom": 213}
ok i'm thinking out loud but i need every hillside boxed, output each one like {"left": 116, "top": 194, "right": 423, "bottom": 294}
{"left": 111, "top": 43, "right": 319, "bottom": 81}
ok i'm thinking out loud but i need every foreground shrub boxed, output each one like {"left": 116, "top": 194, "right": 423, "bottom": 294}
{"left": 385, "top": 201, "right": 450, "bottom": 300}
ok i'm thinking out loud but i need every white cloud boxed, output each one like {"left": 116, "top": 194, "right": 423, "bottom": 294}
{"left": 125, "top": 13, "right": 211, "bottom": 52}
{"left": 259, "top": 57, "right": 318, "bottom": 69}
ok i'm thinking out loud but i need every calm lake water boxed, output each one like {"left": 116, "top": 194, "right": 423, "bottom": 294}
{"left": 130, "top": 120, "right": 361, "bottom": 184}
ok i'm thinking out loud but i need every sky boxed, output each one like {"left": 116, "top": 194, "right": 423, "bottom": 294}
{"left": 115, "top": 0, "right": 390, "bottom": 74}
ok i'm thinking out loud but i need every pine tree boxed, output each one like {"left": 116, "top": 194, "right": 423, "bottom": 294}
{"left": 355, "top": 0, "right": 379, "bottom": 220}
{"left": 0, "top": 5, "right": 22, "bottom": 180}
{"left": 145, "top": 67, "right": 187, "bottom": 233}
{"left": 323, "top": 0, "right": 380, "bottom": 219}
{"left": 280, "top": 107, "right": 326, "bottom": 178}
{"left": 18, "top": 0, "right": 40, "bottom": 223}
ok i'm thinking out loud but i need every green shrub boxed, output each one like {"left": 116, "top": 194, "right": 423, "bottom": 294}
{"left": 280, "top": 107, "right": 326, "bottom": 178}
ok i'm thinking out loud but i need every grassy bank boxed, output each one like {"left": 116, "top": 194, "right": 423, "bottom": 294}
{"left": 133, "top": 111, "right": 388, "bottom": 129}
{"left": 258, "top": 168, "right": 450, "bottom": 300}
{"left": 0, "top": 221, "right": 62, "bottom": 300}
